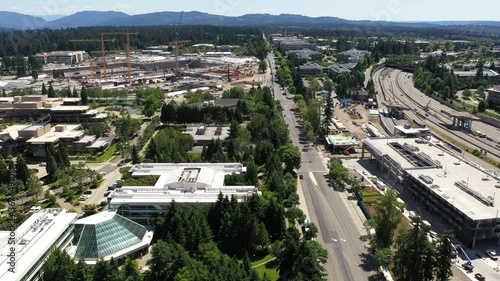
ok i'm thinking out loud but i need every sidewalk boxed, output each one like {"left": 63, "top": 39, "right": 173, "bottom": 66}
{"left": 296, "top": 179, "right": 311, "bottom": 222}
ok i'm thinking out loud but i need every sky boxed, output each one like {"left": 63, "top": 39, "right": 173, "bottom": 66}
{"left": 3, "top": 0, "right": 499, "bottom": 22}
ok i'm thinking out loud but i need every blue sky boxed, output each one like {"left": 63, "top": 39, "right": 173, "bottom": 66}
{"left": 4, "top": 0, "right": 499, "bottom": 21}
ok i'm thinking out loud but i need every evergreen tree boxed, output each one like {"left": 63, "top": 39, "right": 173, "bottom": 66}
{"left": 434, "top": 231, "right": 454, "bottom": 281}
{"left": 93, "top": 258, "right": 121, "bottom": 281}
{"left": 144, "top": 240, "right": 189, "bottom": 281}
{"left": 55, "top": 148, "right": 65, "bottom": 169}
{"left": 81, "top": 86, "right": 88, "bottom": 105}
{"left": 132, "top": 145, "right": 139, "bottom": 164}
{"left": 393, "top": 216, "right": 436, "bottom": 281}
{"left": 74, "top": 258, "right": 93, "bottom": 281}
{"left": 1, "top": 88, "right": 6, "bottom": 97}
{"left": 245, "top": 161, "right": 259, "bottom": 186}
{"left": 43, "top": 248, "right": 76, "bottom": 281}
{"left": 73, "top": 87, "right": 79, "bottom": 97}
{"left": 58, "top": 144, "right": 71, "bottom": 168}
{"left": 0, "top": 158, "right": 9, "bottom": 184}
{"left": 46, "top": 155, "right": 59, "bottom": 180}
{"left": 15, "top": 155, "right": 30, "bottom": 183}
{"left": 120, "top": 258, "right": 143, "bottom": 281}
{"left": 371, "top": 189, "right": 404, "bottom": 249}
{"left": 48, "top": 83, "right": 56, "bottom": 98}
{"left": 42, "top": 82, "right": 48, "bottom": 96}
{"left": 31, "top": 69, "right": 38, "bottom": 80}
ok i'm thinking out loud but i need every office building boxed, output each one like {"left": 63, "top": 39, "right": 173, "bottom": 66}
{"left": 35, "top": 51, "right": 89, "bottom": 65}
{"left": 279, "top": 39, "right": 317, "bottom": 52}
{"left": 0, "top": 95, "right": 107, "bottom": 123}
{"left": 336, "top": 49, "right": 371, "bottom": 63}
{"left": 66, "top": 211, "right": 153, "bottom": 264}
{"left": 0, "top": 209, "right": 77, "bottom": 281}
{"left": 108, "top": 163, "right": 260, "bottom": 224}
{"left": 0, "top": 123, "right": 109, "bottom": 159}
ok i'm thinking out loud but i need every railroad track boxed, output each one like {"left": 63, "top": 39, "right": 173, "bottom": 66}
{"left": 392, "top": 70, "right": 500, "bottom": 159}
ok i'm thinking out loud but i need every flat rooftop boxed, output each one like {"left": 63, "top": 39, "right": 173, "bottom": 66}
{"left": 109, "top": 163, "right": 259, "bottom": 205}
{"left": 325, "top": 134, "right": 359, "bottom": 146}
{"left": 0, "top": 125, "right": 31, "bottom": 140}
{"left": 26, "top": 124, "right": 83, "bottom": 144}
{"left": 365, "top": 137, "right": 500, "bottom": 220}
{"left": 394, "top": 125, "right": 431, "bottom": 134}
{"left": 0, "top": 209, "right": 77, "bottom": 281}
{"left": 184, "top": 126, "right": 230, "bottom": 141}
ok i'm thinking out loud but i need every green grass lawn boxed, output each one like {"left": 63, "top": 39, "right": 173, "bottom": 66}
{"left": 86, "top": 144, "right": 117, "bottom": 163}
{"left": 254, "top": 264, "right": 279, "bottom": 281}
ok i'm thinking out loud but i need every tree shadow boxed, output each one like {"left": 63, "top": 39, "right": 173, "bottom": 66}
{"left": 368, "top": 272, "right": 385, "bottom": 281}
{"left": 359, "top": 252, "right": 377, "bottom": 272}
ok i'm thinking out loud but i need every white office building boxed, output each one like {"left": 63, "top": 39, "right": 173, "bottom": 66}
{"left": 0, "top": 209, "right": 77, "bottom": 281}
{"left": 108, "top": 163, "right": 260, "bottom": 224}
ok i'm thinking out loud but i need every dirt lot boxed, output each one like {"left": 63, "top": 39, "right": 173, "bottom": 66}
{"left": 334, "top": 102, "right": 383, "bottom": 140}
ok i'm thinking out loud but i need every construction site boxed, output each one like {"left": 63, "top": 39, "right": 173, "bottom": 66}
{"left": 2, "top": 27, "right": 263, "bottom": 96}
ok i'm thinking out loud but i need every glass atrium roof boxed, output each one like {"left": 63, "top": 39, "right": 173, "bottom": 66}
{"left": 73, "top": 213, "right": 147, "bottom": 259}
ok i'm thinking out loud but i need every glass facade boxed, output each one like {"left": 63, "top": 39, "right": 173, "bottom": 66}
{"left": 73, "top": 214, "right": 147, "bottom": 259}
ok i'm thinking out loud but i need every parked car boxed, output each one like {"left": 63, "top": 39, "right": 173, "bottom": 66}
{"left": 299, "top": 175, "right": 304, "bottom": 179}
{"left": 83, "top": 190, "right": 92, "bottom": 195}
{"left": 78, "top": 196, "right": 87, "bottom": 201}
{"left": 485, "top": 248, "right": 498, "bottom": 260}
{"left": 474, "top": 273, "right": 485, "bottom": 280}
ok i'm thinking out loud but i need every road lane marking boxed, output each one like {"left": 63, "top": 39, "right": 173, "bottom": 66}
{"left": 309, "top": 172, "right": 318, "bottom": 186}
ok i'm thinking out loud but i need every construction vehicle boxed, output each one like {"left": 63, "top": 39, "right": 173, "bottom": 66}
{"left": 454, "top": 244, "right": 473, "bottom": 271}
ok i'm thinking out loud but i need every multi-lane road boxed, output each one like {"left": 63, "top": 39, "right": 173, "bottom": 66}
{"left": 267, "top": 54, "right": 376, "bottom": 280}
{"left": 377, "top": 68, "right": 500, "bottom": 165}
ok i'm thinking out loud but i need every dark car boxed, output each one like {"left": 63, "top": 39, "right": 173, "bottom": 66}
{"left": 474, "top": 273, "right": 485, "bottom": 280}
{"left": 299, "top": 175, "right": 304, "bottom": 179}
{"left": 83, "top": 190, "right": 92, "bottom": 195}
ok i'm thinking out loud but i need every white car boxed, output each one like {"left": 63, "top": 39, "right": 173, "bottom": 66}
{"left": 485, "top": 248, "right": 498, "bottom": 260}
{"left": 362, "top": 171, "right": 368, "bottom": 176}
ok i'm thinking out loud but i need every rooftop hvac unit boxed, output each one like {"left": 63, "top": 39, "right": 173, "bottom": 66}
{"left": 419, "top": 174, "right": 434, "bottom": 184}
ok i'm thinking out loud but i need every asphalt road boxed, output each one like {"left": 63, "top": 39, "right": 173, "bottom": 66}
{"left": 267, "top": 54, "right": 376, "bottom": 280}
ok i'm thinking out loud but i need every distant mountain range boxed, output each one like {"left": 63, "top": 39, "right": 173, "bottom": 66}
{"left": 0, "top": 10, "right": 499, "bottom": 30}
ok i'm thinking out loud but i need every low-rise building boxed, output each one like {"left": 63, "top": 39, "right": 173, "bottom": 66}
{"left": 486, "top": 86, "right": 500, "bottom": 106}
{"left": 287, "top": 49, "right": 324, "bottom": 62}
{"left": 454, "top": 69, "right": 499, "bottom": 78}
{"left": 394, "top": 125, "right": 431, "bottom": 138}
{"left": 35, "top": 51, "right": 88, "bottom": 65}
{"left": 279, "top": 39, "right": 317, "bottom": 52}
{"left": 184, "top": 125, "right": 230, "bottom": 146}
{"left": 486, "top": 49, "right": 500, "bottom": 58}
{"left": 299, "top": 62, "right": 325, "bottom": 75}
{"left": 0, "top": 95, "right": 106, "bottom": 123}
{"left": 362, "top": 137, "right": 500, "bottom": 247}
{"left": 0, "top": 123, "right": 109, "bottom": 159}
{"left": 108, "top": 163, "right": 260, "bottom": 224}
{"left": 0, "top": 208, "right": 77, "bottom": 281}
{"left": 336, "top": 49, "right": 371, "bottom": 63}
{"left": 324, "top": 134, "right": 359, "bottom": 152}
